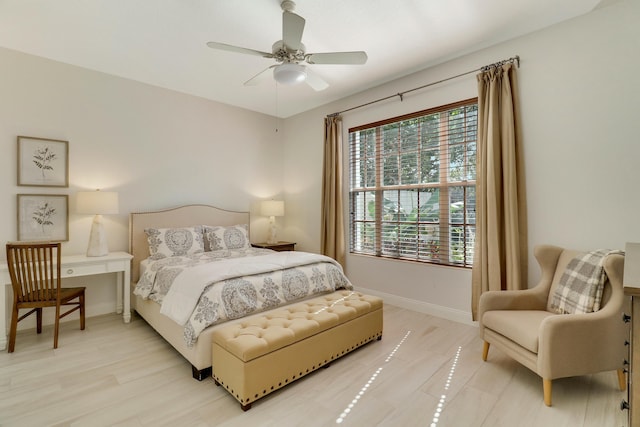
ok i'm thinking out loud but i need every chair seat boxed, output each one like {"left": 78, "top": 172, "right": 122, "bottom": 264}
{"left": 18, "top": 287, "right": 86, "bottom": 308}
{"left": 482, "top": 310, "right": 557, "bottom": 353}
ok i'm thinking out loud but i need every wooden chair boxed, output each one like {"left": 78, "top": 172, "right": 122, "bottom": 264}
{"left": 6, "top": 241, "right": 85, "bottom": 352}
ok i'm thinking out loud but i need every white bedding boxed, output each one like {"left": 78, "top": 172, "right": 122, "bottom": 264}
{"left": 133, "top": 248, "right": 353, "bottom": 346}
{"left": 161, "top": 251, "right": 344, "bottom": 325}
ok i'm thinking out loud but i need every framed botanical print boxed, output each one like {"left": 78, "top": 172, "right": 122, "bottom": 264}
{"left": 17, "top": 194, "right": 69, "bottom": 242}
{"left": 17, "top": 136, "right": 69, "bottom": 187}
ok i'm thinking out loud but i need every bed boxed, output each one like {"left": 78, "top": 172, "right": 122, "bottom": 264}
{"left": 128, "top": 204, "right": 354, "bottom": 380}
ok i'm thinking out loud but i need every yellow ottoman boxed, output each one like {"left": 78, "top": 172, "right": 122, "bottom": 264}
{"left": 211, "top": 291, "right": 383, "bottom": 410}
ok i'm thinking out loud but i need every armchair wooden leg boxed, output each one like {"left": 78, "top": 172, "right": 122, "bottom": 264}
{"left": 543, "top": 379, "right": 552, "bottom": 406}
{"left": 482, "top": 341, "right": 490, "bottom": 361}
{"left": 617, "top": 369, "right": 627, "bottom": 391}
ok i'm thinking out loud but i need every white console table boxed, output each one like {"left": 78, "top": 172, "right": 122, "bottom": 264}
{"left": 0, "top": 251, "right": 133, "bottom": 351}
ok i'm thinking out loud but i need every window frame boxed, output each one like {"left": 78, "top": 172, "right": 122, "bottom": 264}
{"left": 348, "top": 98, "right": 478, "bottom": 268}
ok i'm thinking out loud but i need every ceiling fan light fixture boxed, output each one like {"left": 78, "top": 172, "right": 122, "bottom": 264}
{"left": 273, "top": 63, "right": 307, "bottom": 85}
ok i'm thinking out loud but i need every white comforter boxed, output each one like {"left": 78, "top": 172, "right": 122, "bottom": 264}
{"left": 161, "top": 251, "right": 343, "bottom": 325}
{"left": 134, "top": 249, "right": 353, "bottom": 346}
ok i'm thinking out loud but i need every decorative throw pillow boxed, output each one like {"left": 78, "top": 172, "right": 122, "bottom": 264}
{"left": 145, "top": 226, "right": 204, "bottom": 260}
{"left": 548, "top": 249, "right": 616, "bottom": 314}
{"left": 203, "top": 224, "right": 250, "bottom": 251}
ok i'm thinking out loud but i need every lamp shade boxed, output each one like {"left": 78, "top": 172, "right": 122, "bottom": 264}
{"left": 261, "top": 200, "right": 284, "bottom": 217}
{"left": 76, "top": 191, "right": 119, "bottom": 215}
{"left": 273, "top": 63, "right": 306, "bottom": 85}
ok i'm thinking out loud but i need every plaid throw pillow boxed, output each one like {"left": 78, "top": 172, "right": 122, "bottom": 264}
{"left": 549, "top": 249, "right": 621, "bottom": 314}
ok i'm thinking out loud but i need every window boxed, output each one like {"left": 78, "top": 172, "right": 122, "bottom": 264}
{"left": 348, "top": 99, "right": 477, "bottom": 267}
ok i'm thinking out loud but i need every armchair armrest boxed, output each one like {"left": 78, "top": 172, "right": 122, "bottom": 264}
{"left": 537, "top": 283, "right": 627, "bottom": 379}
{"left": 479, "top": 287, "right": 548, "bottom": 312}
{"left": 478, "top": 245, "right": 564, "bottom": 325}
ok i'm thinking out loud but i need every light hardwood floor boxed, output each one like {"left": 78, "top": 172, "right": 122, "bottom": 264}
{"left": 0, "top": 304, "right": 628, "bottom": 426}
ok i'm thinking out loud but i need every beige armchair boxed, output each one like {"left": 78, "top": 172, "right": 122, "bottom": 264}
{"left": 478, "top": 245, "right": 627, "bottom": 406}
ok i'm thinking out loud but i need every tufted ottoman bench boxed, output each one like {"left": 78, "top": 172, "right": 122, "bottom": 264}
{"left": 211, "top": 290, "right": 383, "bottom": 410}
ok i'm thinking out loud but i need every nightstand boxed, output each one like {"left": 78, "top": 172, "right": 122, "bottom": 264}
{"left": 252, "top": 242, "right": 296, "bottom": 252}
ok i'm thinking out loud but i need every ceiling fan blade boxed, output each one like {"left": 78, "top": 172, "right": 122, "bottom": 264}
{"left": 304, "top": 67, "right": 329, "bottom": 91}
{"left": 206, "top": 41, "right": 273, "bottom": 58}
{"left": 282, "top": 11, "right": 305, "bottom": 51}
{"left": 306, "top": 51, "right": 368, "bottom": 65}
{"left": 243, "top": 65, "right": 277, "bottom": 86}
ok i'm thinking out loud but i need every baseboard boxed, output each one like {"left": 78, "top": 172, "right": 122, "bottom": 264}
{"left": 354, "top": 286, "right": 477, "bottom": 326}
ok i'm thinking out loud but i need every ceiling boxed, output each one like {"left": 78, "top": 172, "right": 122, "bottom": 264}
{"left": 0, "top": 0, "right": 606, "bottom": 118}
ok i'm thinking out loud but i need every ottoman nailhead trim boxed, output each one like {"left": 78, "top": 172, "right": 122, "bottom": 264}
{"left": 231, "top": 336, "right": 380, "bottom": 405}
{"left": 212, "top": 293, "right": 382, "bottom": 410}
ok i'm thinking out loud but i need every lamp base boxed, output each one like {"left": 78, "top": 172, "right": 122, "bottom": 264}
{"left": 266, "top": 216, "right": 278, "bottom": 245}
{"left": 86, "top": 214, "right": 109, "bottom": 257}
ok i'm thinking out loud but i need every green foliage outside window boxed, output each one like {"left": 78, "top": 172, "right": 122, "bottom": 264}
{"left": 349, "top": 100, "right": 477, "bottom": 267}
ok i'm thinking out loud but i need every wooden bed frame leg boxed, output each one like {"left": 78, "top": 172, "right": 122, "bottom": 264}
{"left": 192, "top": 366, "right": 212, "bottom": 381}
{"left": 241, "top": 403, "right": 252, "bottom": 411}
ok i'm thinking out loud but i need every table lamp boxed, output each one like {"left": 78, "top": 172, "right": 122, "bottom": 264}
{"left": 76, "top": 190, "right": 119, "bottom": 256}
{"left": 261, "top": 200, "right": 284, "bottom": 244}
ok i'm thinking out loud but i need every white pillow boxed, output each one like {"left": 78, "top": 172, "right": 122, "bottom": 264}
{"left": 145, "top": 226, "right": 205, "bottom": 259}
{"left": 204, "top": 224, "right": 250, "bottom": 251}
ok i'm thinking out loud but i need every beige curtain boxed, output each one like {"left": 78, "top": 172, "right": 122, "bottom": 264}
{"left": 471, "top": 63, "right": 528, "bottom": 320}
{"left": 321, "top": 115, "right": 346, "bottom": 267}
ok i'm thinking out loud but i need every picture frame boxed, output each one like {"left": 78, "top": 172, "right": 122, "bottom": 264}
{"left": 17, "top": 194, "right": 69, "bottom": 242}
{"left": 17, "top": 136, "right": 69, "bottom": 187}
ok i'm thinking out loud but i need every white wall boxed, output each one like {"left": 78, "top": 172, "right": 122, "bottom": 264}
{"left": 282, "top": 0, "right": 640, "bottom": 323}
{"left": 0, "top": 47, "right": 284, "bottom": 329}
{"left": 2, "top": 0, "right": 638, "bottom": 333}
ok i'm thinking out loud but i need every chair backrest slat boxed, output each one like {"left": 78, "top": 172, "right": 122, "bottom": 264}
{"left": 6, "top": 242, "right": 61, "bottom": 303}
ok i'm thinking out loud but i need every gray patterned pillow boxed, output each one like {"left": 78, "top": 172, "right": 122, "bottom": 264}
{"left": 203, "top": 224, "right": 250, "bottom": 251}
{"left": 144, "top": 226, "right": 205, "bottom": 260}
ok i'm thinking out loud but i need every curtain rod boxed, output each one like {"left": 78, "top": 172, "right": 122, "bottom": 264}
{"left": 327, "top": 55, "right": 520, "bottom": 118}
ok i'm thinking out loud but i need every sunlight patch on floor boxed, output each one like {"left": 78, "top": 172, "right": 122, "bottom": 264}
{"left": 335, "top": 330, "right": 412, "bottom": 424}
{"left": 430, "top": 346, "right": 462, "bottom": 426}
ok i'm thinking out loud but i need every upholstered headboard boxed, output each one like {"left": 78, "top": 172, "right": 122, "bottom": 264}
{"left": 128, "top": 204, "right": 249, "bottom": 283}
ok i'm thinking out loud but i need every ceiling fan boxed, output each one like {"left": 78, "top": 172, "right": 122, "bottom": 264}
{"left": 206, "top": 0, "right": 367, "bottom": 91}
